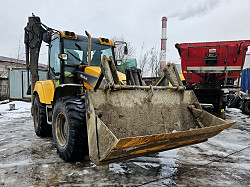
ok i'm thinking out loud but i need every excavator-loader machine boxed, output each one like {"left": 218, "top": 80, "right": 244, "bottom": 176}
{"left": 24, "top": 15, "right": 234, "bottom": 165}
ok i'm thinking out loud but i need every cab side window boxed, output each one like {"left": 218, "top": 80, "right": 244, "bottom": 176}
{"left": 49, "top": 38, "right": 60, "bottom": 80}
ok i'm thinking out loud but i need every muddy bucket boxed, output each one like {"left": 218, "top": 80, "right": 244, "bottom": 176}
{"left": 85, "top": 89, "right": 234, "bottom": 165}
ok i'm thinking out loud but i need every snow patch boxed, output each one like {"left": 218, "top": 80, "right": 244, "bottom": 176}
{"left": 0, "top": 101, "right": 31, "bottom": 122}
{"left": 109, "top": 163, "right": 126, "bottom": 174}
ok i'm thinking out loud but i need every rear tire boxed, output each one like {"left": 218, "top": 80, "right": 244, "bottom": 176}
{"left": 242, "top": 100, "right": 250, "bottom": 115}
{"left": 52, "top": 97, "right": 88, "bottom": 162}
{"left": 227, "top": 94, "right": 240, "bottom": 108}
{"left": 33, "top": 94, "right": 52, "bottom": 137}
{"left": 227, "top": 94, "right": 235, "bottom": 102}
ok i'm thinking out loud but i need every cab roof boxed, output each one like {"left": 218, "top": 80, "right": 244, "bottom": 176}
{"left": 52, "top": 31, "right": 114, "bottom": 46}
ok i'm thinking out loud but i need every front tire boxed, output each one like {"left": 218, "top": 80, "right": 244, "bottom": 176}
{"left": 52, "top": 97, "right": 88, "bottom": 162}
{"left": 33, "top": 94, "right": 52, "bottom": 137}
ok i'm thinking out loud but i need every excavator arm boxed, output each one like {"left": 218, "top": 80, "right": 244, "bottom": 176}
{"left": 24, "top": 15, "right": 53, "bottom": 97}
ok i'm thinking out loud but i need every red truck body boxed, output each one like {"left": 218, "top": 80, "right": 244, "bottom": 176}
{"left": 175, "top": 40, "right": 250, "bottom": 117}
{"left": 176, "top": 40, "right": 250, "bottom": 86}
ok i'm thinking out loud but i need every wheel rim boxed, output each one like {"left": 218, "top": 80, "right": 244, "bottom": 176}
{"left": 55, "top": 112, "right": 69, "bottom": 147}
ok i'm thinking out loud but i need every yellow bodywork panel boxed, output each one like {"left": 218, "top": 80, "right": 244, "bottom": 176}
{"left": 85, "top": 66, "right": 102, "bottom": 77}
{"left": 84, "top": 66, "right": 126, "bottom": 89}
{"left": 117, "top": 71, "right": 126, "bottom": 84}
{"left": 179, "top": 73, "right": 185, "bottom": 80}
{"left": 34, "top": 80, "right": 55, "bottom": 104}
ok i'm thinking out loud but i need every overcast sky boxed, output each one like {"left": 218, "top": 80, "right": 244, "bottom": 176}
{"left": 0, "top": 0, "right": 250, "bottom": 64}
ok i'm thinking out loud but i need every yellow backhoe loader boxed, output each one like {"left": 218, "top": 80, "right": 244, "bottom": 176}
{"left": 24, "top": 15, "right": 234, "bottom": 165}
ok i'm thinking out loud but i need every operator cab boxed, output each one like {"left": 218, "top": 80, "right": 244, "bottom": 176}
{"left": 48, "top": 31, "right": 115, "bottom": 85}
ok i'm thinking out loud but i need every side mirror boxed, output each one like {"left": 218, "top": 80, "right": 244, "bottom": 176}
{"left": 58, "top": 53, "right": 68, "bottom": 60}
{"left": 124, "top": 45, "right": 128, "bottom": 55}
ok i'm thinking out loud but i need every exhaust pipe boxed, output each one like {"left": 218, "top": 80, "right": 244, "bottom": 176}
{"left": 85, "top": 30, "right": 92, "bottom": 66}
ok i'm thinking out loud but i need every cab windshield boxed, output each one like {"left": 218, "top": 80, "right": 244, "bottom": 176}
{"left": 63, "top": 38, "right": 114, "bottom": 66}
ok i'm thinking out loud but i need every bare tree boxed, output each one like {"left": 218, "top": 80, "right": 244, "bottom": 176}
{"left": 0, "top": 36, "right": 26, "bottom": 79}
{"left": 138, "top": 43, "right": 148, "bottom": 76}
{"left": 138, "top": 45, "right": 161, "bottom": 77}
{"left": 111, "top": 36, "right": 161, "bottom": 77}
{"left": 16, "top": 35, "right": 25, "bottom": 62}
{"left": 111, "top": 36, "right": 136, "bottom": 60}
{"left": 148, "top": 47, "right": 160, "bottom": 77}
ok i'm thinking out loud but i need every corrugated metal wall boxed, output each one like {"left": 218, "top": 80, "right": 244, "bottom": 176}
{"left": 241, "top": 53, "right": 250, "bottom": 93}
{"left": 9, "top": 68, "right": 47, "bottom": 100}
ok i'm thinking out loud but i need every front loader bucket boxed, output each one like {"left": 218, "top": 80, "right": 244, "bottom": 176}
{"left": 85, "top": 89, "right": 234, "bottom": 165}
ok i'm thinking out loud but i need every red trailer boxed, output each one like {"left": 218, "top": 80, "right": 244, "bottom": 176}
{"left": 176, "top": 40, "right": 250, "bottom": 116}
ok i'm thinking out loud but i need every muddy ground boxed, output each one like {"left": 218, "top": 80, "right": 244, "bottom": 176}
{"left": 0, "top": 101, "right": 249, "bottom": 186}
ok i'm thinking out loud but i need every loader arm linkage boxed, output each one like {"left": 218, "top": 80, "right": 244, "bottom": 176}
{"left": 85, "top": 57, "right": 234, "bottom": 165}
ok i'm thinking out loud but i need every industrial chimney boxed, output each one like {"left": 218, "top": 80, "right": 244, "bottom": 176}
{"left": 160, "top": 16, "right": 167, "bottom": 72}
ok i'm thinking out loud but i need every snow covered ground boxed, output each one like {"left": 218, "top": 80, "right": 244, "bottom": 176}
{"left": 0, "top": 101, "right": 249, "bottom": 186}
